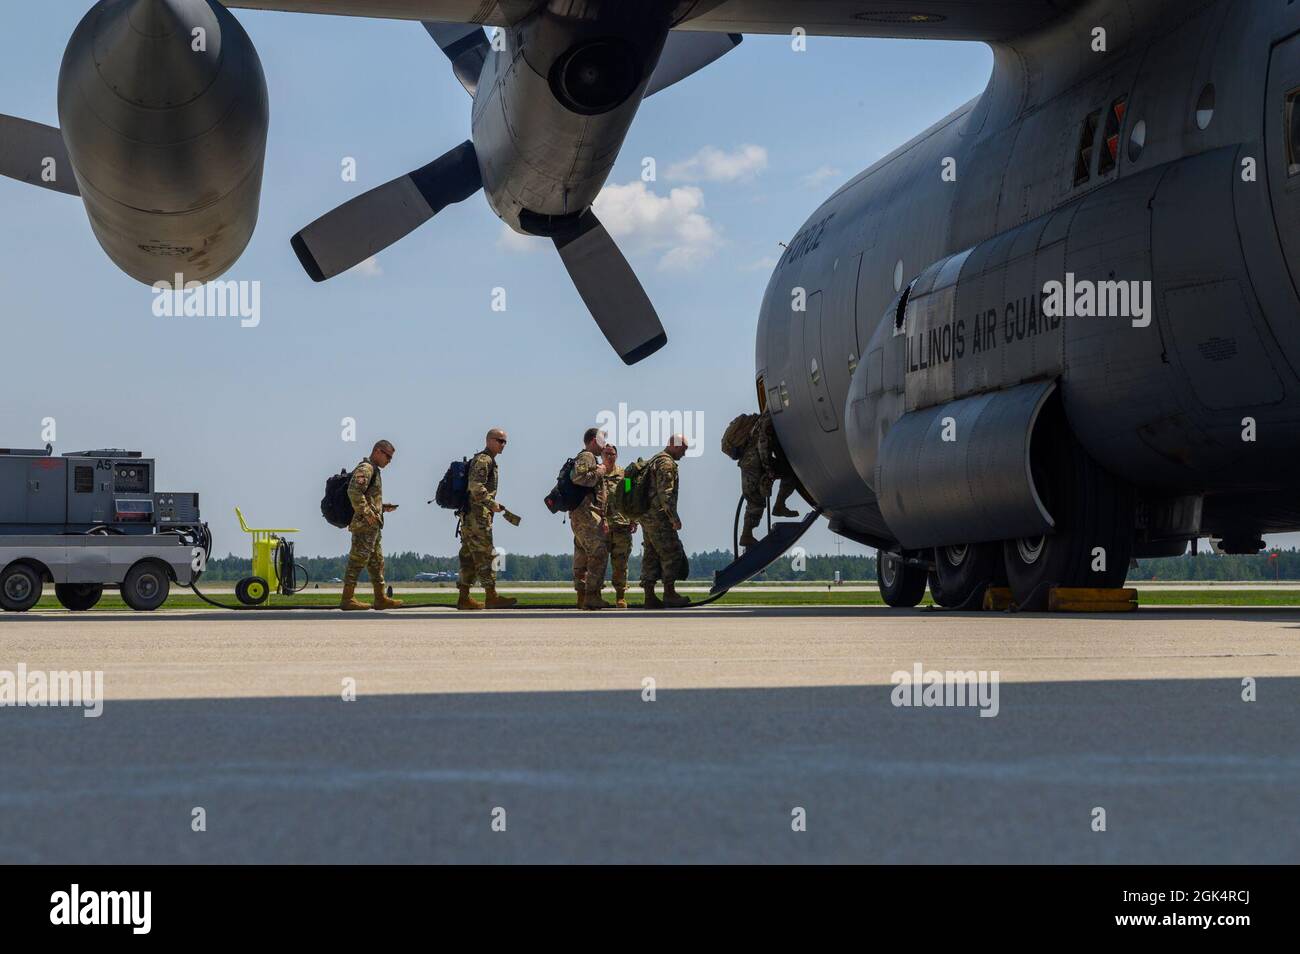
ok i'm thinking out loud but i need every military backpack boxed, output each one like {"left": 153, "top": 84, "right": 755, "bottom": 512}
{"left": 321, "top": 462, "right": 375, "bottom": 529}
{"left": 544, "top": 457, "right": 589, "bottom": 514}
{"left": 434, "top": 457, "right": 471, "bottom": 513}
{"left": 721, "top": 412, "right": 760, "bottom": 460}
{"left": 615, "top": 453, "right": 666, "bottom": 519}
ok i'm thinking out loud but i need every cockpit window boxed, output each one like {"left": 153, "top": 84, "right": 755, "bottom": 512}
{"left": 1098, "top": 98, "right": 1126, "bottom": 176}
{"left": 1074, "top": 110, "right": 1101, "bottom": 185}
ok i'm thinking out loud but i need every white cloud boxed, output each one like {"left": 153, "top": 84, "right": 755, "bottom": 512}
{"left": 351, "top": 256, "right": 383, "bottom": 278}
{"left": 665, "top": 144, "right": 767, "bottom": 183}
{"left": 497, "top": 225, "right": 545, "bottom": 253}
{"left": 593, "top": 181, "right": 721, "bottom": 270}
{"left": 800, "top": 164, "right": 842, "bottom": 190}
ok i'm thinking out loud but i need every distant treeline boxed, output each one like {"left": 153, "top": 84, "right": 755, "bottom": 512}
{"left": 1128, "top": 548, "right": 1300, "bottom": 581}
{"left": 200, "top": 549, "right": 874, "bottom": 583}
{"left": 196, "top": 548, "right": 1300, "bottom": 583}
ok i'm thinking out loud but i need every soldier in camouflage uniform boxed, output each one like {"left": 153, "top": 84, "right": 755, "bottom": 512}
{"left": 763, "top": 410, "right": 802, "bottom": 519}
{"left": 601, "top": 444, "right": 636, "bottom": 609}
{"left": 570, "top": 427, "right": 611, "bottom": 610}
{"left": 457, "top": 428, "right": 518, "bottom": 610}
{"left": 341, "top": 439, "right": 403, "bottom": 611}
{"left": 640, "top": 434, "right": 691, "bottom": 608}
{"left": 739, "top": 409, "right": 800, "bottom": 549}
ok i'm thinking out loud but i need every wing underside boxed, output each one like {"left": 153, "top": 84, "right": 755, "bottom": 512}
{"left": 223, "top": 1, "right": 1084, "bottom": 42}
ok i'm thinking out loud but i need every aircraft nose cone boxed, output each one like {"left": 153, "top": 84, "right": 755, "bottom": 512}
{"left": 92, "top": 0, "right": 222, "bottom": 108}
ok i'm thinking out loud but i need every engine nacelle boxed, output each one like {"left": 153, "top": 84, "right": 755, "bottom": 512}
{"left": 471, "top": 3, "right": 671, "bottom": 235}
{"left": 57, "top": 0, "right": 269, "bottom": 284}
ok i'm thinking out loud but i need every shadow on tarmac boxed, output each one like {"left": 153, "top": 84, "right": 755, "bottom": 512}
{"left": 1, "top": 678, "right": 1296, "bottom": 863}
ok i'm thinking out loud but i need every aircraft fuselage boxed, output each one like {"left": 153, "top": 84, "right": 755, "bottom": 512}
{"left": 759, "top": 0, "right": 1300, "bottom": 554}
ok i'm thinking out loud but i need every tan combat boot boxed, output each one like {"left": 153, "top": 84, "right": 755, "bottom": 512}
{"left": 642, "top": 584, "right": 664, "bottom": 609}
{"left": 485, "top": 586, "right": 518, "bottom": 609}
{"left": 457, "top": 585, "right": 483, "bottom": 610}
{"left": 372, "top": 582, "right": 404, "bottom": 610}
{"left": 614, "top": 589, "right": 628, "bottom": 609}
{"left": 340, "top": 581, "right": 369, "bottom": 611}
{"left": 739, "top": 527, "right": 759, "bottom": 548}
{"left": 583, "top": 592, "right": 611, "bottom": 611}
{"left": 662, "top": 582, "right": 692, "bottom": 608}
{"left": 773, "top": 503, "right": 799, "bottom": 518}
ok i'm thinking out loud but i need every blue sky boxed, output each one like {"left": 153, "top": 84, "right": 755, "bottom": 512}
{"left": 0, "top": 5, "right": 997, "bottom": 559}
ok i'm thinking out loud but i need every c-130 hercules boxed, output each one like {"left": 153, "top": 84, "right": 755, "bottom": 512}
{"left": 2, "top": 1, "right": 1297, "bottom": 609}
{"left": 752, "top": 0, "right": 1300, "bottom": 609}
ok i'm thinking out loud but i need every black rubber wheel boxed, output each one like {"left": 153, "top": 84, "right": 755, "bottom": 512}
{"left": 235, "top": 576, "right": 269, "bottom": 606}
{"left": 1003, "top": 421, "right": 1135, "bottom": 610}
{"left": 121, "top": 562, "right": 170, "bottom": 612}
{"left": 0, "top": 563, "right": 43, "bottom": 612}
{"left": 55, "top": 583, "right": 104, "bottom": 612}
{"left": 931, "top": 543, "right": 1007, "bottom": 609}
{"left": 877, "top": 550, "right": 928, "bottom": 607}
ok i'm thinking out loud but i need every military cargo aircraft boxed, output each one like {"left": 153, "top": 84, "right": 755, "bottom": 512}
{"left": 750, "top": 0, "right": 1300, "bottom": 608}
{"left": 4, "top": 1, "right": 1299, "bottom": 609}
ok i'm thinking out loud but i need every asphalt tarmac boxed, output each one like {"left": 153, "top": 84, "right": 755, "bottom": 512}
{"left": 2, "top": 605, "right": 1297, "bottom": 863}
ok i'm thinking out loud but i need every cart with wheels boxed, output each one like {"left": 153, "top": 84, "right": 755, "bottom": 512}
{"left": 232, "top": 507, "right": 308, "bottom": 605}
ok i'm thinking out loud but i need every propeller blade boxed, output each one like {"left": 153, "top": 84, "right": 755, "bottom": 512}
{"left": 0, "top": 115, "right": 79, "bottom": 196}
{"left": 423, "top": 21, "right": 491, "bottom": 96}
{"left": 552, "top": 210, "right": 667, "bottom": 365}
{"left": 291, "top": 140, "right": 481, "bottom": 282}
{"left": 645, "top": 32, "right": 742, "bottom": 97}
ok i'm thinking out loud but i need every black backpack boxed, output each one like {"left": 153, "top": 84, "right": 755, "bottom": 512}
{"left": 434, "top": 457, "right": 471, "bottom": 513}
{"left": 544, "top": 457, "right": 589, "bottom": 514}
{"left": 321, "top": 464, "right": 373, "bottom": 529}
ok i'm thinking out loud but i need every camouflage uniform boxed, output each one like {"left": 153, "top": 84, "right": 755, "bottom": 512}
{"left": 602, "top": 465, "right": 635, "bottom": 597}
{"left": 640, "top": 452, "right": 688, "bottom": 585}
{"left": 569, "top": 449, "right": 609, "bottom": 601}
{"left": 344, "top": 459, "right": 385, "bottom": 587}
{"left": 763, "top": 411, "right": 801, "bottom": 512}
{"left": 458, "top": 451, "right": 498, "bottom": 588}
{"left": 739, "top": 431, "right": 775, "bottom": 535}
{"left": 741, "top": 411, "right": 798, "bottom": 534}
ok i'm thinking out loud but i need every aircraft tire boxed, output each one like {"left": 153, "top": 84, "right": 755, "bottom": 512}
{"left": 877, "top": 550, "right": 928, "bottom": 607}
{"left": 931, "top": 543, "right": 1005, "bottom": 609}
{"left": 1003, "top": 425, "right": 1134, "bottom": 610}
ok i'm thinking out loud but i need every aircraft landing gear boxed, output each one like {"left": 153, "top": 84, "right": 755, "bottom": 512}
{"left": 1002, "top": 426, "right": 1134, "bottom": 610}
{"left": 877, "top": 550, "right": 928, "bottom": 607}
{"left": 930, "top": 542, "right": 1006, "bottom": 609}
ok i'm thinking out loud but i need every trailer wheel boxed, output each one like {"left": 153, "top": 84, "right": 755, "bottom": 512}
{"left": 0, "top": 564, "right": 43, "bottom": 612}
{"left": 55, "top": 583, "right": 104, "bottom": 612}
{"left": 877, "top": 550, "right": 928, "bottom": 607}
{"left": 121, "top": 561, "right": 170, "bottom": 612}
{"left": 235, "top": 576, "right": 269, "bottom": 606}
